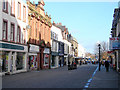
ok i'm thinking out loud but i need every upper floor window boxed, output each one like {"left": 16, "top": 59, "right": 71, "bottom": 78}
{"left": 36, "top": 22, "right": 37, "bottom": 38}
{"left": 10, "top": 23, "right": 15, "bottom": 41}
{"left": 18, "top": 2, "right": 21, "bottom": 19}
{"left": 11, "top": 0, "right": 15, "bottom": 15}
{"left": 23, "top": 29, "right": 26, "bottom": 44}
{"left": 51, "top": 31, "right": 52, "bottom": 38}
{"left": 3, "top": 0, "right": 8, "bottom": 13}
{"left": 17, "top": 26, "right": 21, "bottom": 43}
{"left": 2, "top": 20, "right": 8, "bottom": 40}
{"left": 23, "top": 6, "right": 26, "bottom": 22}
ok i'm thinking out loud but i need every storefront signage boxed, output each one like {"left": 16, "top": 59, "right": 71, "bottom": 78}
{"left": 109, "top": 37, "right": 120, "bottom": 50}
{"left": 0, "top": 43, "right": 24, "bottom": 50}
{"left": 59, "top": 53, "right": 64, "bottom": 56}
{"left": 44, "top": 48, "right": 50, "bottom": 54}
{"left": 51, "top": 52, "right": 59, "bottom": 56}
{"left": 29, "top": 44, "right": 39, "bottom": 52}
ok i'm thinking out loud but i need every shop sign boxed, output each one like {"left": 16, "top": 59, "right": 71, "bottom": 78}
{"left": 59, "top": 53, "right": 64, "bottom": 56}
{"left": 0, "top": 43, "right": 24, "bottom": 50}
{"left": 44, "top": 48, "right": 50, "bottom": 54}
{"left": 109, "top": 37, "right": 120, "bottom": 50}
{"left": 30, "top": 44, "right": 39, "bottom": 52}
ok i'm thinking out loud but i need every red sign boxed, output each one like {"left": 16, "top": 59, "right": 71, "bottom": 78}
{"left": 45, "top": 54, "right": 49, "bottom": 58}
{"left": 107, "top": 51, "right": 113, "bottom": 54}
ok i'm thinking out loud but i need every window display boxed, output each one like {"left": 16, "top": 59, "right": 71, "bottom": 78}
{"left": 16, "top": 52, "right": 25, "bottom": 70}
{"left": 44, "top": 54, "right": 49, "bottom": 66}
{"left": 0, "top": 51, "right": 8, "bottom": 72}
{"left": 29, "top": 55, "right": 37, "bottom": 70}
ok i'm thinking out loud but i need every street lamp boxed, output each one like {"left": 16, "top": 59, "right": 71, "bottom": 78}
{"left": 98, "top": 44, "right": 101, "bottom": 71}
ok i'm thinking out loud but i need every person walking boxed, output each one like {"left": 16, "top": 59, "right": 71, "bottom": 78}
{"left": 105, "top": 60, "right": 109, "bottom": 72}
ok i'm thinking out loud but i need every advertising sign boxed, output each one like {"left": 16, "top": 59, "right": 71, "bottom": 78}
{"left": 29, "top": 44, "right": 39, "bottom": 52}
{"left": 109, "top": 37, "right": 120, "bottom": 50}
{"left": 44, "top": 48, "right": 50, "bottom": 54}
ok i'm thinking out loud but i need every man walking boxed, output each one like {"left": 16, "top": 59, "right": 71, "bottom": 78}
{"left": 105, "top": 60, "right": 109, "bottom": 72}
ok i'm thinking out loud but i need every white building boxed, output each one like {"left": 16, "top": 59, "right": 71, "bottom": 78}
{"left": 78, "top": 44, "right": 86, "bottom": 58}
{"left": 51, "top": 24, "right": 64, "bottom": 68}
{"left": 0, "top": 0, "right": 28, "bottom": 75}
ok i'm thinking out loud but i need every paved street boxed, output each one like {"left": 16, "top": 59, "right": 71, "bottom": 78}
{"left": 2, "top": 64, "right": 120, "bottom": 89}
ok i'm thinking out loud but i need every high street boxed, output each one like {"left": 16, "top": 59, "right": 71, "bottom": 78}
{"left": 2, "top": 64, "right": 119, "bottom": 89}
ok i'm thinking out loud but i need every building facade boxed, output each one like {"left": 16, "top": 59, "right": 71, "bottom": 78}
{"left": 55, "top": 23, "right": 70, "bottom": 66}
{"left": 78, "top": 44, "right": 86, "bottom": 58}
{"left": 0, "top": 0, "right": 28, "bottom": 75}
{"left": 51, "top": 25, "right": 59, "bottom": 68}
{"left": 110, "top": 7, "right": 120, "bottom": 72}
{"left": 72, "top": 36, "right": 78, "bottom": 58}
{"left": 27, "top": 0, "right": 52, "bottom": 70}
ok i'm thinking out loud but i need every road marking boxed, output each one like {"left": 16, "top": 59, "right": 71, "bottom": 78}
{"left": 83, "top": 66, "right": 99, "bottom": 89}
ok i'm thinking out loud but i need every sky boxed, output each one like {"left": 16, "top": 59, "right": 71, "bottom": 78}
{"left": 23, "top": 0, "right": 118, "bottom": 53}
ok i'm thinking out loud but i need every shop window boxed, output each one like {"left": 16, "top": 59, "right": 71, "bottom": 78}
{"left": 44, "top": 54, "right": 49, "bottom": 66}
{"left": 2, "top": 20, "right": 8, "bottom": 40}
{"left": 52, "top": 56, "right": 55, "bottom": 66}
{"left": 29, "top": 55, "right": 37, "bottom": 69}
{"left": 16, "top": 52, "right": 25, "bottom": 70}
{"left": 0, "top": 51, "right": 9, "bottom": 72}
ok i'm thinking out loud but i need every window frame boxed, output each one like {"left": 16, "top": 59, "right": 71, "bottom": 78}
{"left": 23, "top": 6, "right": 26, "bottom": 22}
{"left": 3, "top": 0, "right": 8, "bottom": 13}
{"left": 17, "top": 2, "right": 21, "bottom": 19}
{"left": 23, "top": 28, "right": 26, "bottom": 44}
{"left": 17, "top": 26, "right": 21, "bottom": 43}
{"left": 10, "top": 22, "right": 15, "bottom": 42}
{"left": 2, "top": 19, "right": 8, "bottom": 41}
{"left": 11, "top": 0, "right": 15, "bottom": 16}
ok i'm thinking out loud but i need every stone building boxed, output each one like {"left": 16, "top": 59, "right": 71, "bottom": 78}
{"left": 0, "top": 0, "right": 28, "bottom": 75}
{"left": 27, "top": 0, "right": 52, "bottom": 70}
{"left": 110, "top": 7, "right": 120, "bottom": 72}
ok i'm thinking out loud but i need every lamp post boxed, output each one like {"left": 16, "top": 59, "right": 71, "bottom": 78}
{"left": 98, "top": 44, "right": 101, "bottom": 71}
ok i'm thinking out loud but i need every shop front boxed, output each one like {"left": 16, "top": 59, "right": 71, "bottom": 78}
{"left": 28, "top": 44, "right": 40, "bottom": 71}
{"left": 64, "top": 54, "right": 68, "bottom": 66}
{"left": 59, "top": 54, "right": 64, "bottom": 67}
{"left": 0, "top": 42, "right": 28, "bottom": 75}
{"left": 43, "top": 48, "right": 50, "bottom": 69}
{"left": 51, "top": 52, "right": 59, "bottom": 68}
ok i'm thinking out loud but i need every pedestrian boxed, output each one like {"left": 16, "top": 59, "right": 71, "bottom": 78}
{"left": 102, "top": 61, "right": 104, "bottom": 66}
{"left": 105, "top": 60, "right": 109, "bottom": 72}
{"left": 80, "top": 60, "right": 82, "bottom": 65}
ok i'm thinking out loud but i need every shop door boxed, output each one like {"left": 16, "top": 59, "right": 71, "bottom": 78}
{"left": 10, "top": 54, "right": 14, "bottom": 72}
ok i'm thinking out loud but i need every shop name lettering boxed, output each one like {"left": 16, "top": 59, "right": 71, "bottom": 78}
{"left": 30, "top": 46, "right": 39, "bottom": 51}
{"left": 0, "top": 43, "right": 24, "bottom": 50}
